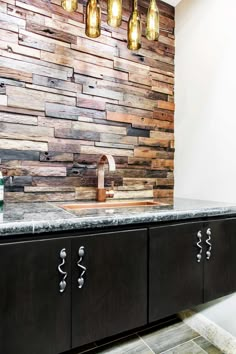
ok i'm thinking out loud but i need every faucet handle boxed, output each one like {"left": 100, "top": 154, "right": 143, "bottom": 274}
{"left": 106, "top": 181, "right": 115, "bottom": 199}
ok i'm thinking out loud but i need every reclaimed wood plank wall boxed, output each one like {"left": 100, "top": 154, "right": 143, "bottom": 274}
{"left": 0, "top": 0, "right": 175, "bottom": 203}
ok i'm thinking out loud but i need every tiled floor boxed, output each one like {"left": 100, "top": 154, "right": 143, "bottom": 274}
{"left": 75, "top": 318, "right": 223, "bottom": 354}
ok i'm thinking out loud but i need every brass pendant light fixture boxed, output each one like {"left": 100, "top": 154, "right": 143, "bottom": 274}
{"left": 127, "top": 0, "right": 142, "bottom": 51}
{"left": 85, "top": 0, "right": 101, "bottom": 38}
{"left": 146, "top": 0, "right": 159, "bottom": 41}
{"left": 61, "top": 0, "right": 160, "bottom": 50}
{"left": 107, "top": 0, "right": 122, "bottom": 28}
{"left": 61, "top": 0, "right": 78, "bottom": 12}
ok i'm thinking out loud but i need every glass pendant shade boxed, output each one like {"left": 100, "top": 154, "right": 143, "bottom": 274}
{"left": 146, "top": 0, "right": 159, "bottom": 41}
{"left": 107, "top": 0, "right": 122, "bottom": 27}
{"left": 61, "top": 0, "right": 78, "bottom": 12}
{"left": 127, "top": 0, "right": 142, "bottom": 50}
{"left": 85, "top": 0, "right": 101, "bottom": 38}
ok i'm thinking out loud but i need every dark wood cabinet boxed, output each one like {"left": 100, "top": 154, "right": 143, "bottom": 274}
{"left": 0, "top": 238, "right": 71, "bottom": 354}
{"left": 149, "top": 222, "right": 204, "bottom": 322}
{"left": 204, "top": 219, "right": 236, "bottom": 302}
{"left": 0, "top": 217, "right": 236, "bottom": 353}
{"left": 71, "top": 228, "right": 147, "bottom": 348}
{"left": 149, "top": 218, "right": 236, "bottom": 323}
{"left": 0, "top": 228, "right": 147, "bottom": 353}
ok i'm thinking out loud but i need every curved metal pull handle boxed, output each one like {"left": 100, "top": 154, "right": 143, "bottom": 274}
{"left": 77, "top": 246, "right": 86, "bottom": 289}
{"left": 206, "top": 228, "right": 212, "bottom": 260}
{"left": 196, "top": 230, "right": 202, "bottom": 263}
{"left": 58, "top": 248, "right": 68, "bottom": 293}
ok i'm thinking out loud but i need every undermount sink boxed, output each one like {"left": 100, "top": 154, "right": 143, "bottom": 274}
{"left": 61, "top": 200, "right": 166, "bottom": 211}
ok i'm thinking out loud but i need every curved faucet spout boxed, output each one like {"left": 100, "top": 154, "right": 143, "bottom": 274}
{"left": 97, "top": 154, "right": 116, "bottom": 201}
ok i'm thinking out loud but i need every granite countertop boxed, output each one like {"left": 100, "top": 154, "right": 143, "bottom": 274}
{"left": 1, "top": 198, "right": 236, "bottom": 238}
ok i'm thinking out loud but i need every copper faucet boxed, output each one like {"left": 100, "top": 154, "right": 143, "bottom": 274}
{"left": 97, "top": 154, "right": 116, "bottom": 202}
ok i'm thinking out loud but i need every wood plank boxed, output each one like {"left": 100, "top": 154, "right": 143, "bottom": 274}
{"left": 0, "top": 112, "right": 38, "bottom": 125}
{"left": 0, "top": 139, "right": 48, "bottom": 151}
{"left": 0, "top": 40, "right": 40, "bottom": 59}
{"left": 72, "top": 121, "right": 126, "bottom": 135}
{"left": 153, "top": 189, "right": 174, "bottom": 198}
{"left": 55, "top": 128, "right": 100, "bottom": 141}
{"left": 153, "top": 110, "right": 174, "bottom": 122}
{"left": 71, "top": 37, "right": 118, "bottom": 60}
{"left": 37, "top": 116, "right": 72, "bottom": 129}
{"left": 114, "top": 189, "right": 153, "bottom": 199}
{"left": 7, "top": 86, "right": 75, "bottom": 111}
{"left": 151, "top": 72, "right": 174, "bottom": 84}
{"left": 0, "top": 66, "right": 32, "bottom": 83}
{"left": 106, "top": 103, "right": 153, "bottom": 118}
{"left": 40, "top": 152, "right": 73, "bottom": 162}
{"left": 152, "top": 80, "right": 174, "bottom": 95}
{"left": 4, "top": 166, "right": 67, "bottom": 177}
{"left": 46, "top": 102, "right": 106, "bottom": 120}
{"left": 0, "top": 55, "right": 69, "bottom": 80}
{"left": 77, "top": 94, "right": 113, "bottom": 111}
{"left": 129, "top": 73, "right": 152, "bottom": 87}
{"left": 150, "top": 131, "right": 174, "bottom": 140}
{"left": 0, "top": 149, "right": 39, "bottom": 161}
{"left": 100, "top": 133, "right": 137, "bottom": 145}
{"left": 0, "top": 28, "right": 18, "bottom": 43}
{"left": 80, "top": 145, "right": 133, "bottom": 157}
{"left": 0, "top": 95, "right": 7, "bottom": 105}
{"left": 5, "top": 191, "right": 75, "bottom": 202}
{"left": 0, "top": 122, "right": 54, "bottom": 141}
{"left": 0, "top": 105, "right": 44, "bottom": 116}
{"left": 25, "top": 84, "right": 77, "bottom": 97}
{"left": 33, "top": 74, "right": 79, "bottom": 93}
{"left": 157, "top": 100, "right": 175, "bottom": 111}
{"left": 16, "top": 0, "right": 83, "bottom": 23}
{"left": 24, "top": 186, "right": 75, "bottom": 192}
{"left": 151, "top": 159, "right": 174, "bottom": 170}
{"left": 95, "top": 142, "right": 134, "bottom": 150}
{"left": 74, "top": 60, "right": 128, "bottom": 81}
{"left": 107, "top": 110, "right": 173, "bottom": 130}
{"left": 114, "top": 57, "right": 150, "bottom": 75}
{"left": 26, "top": 21, "right": 77, "bottom": 44}
{"left": 138, "top": 137, "right": 169, "bottom": 148}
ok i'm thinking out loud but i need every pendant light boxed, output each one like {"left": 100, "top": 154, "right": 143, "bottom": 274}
{"left": 146, "top": 0, "right": 159, "bottom": 41}
{"left": 61, "top": 0, "right": 78, "bottom": 12}
{"left": 85, "top": 0, "right": 101, "bottom": 38}
{"left": 107, "top": 0, "right": 122, "bottom": 27}
{"left": 127, "top": 0, "right": 142, "bottom": 50}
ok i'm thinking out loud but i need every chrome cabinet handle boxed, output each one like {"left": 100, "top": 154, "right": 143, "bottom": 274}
{"left": 196, "top": 230, "right": 202, "bottom": 263}
{"left": 77, "top": 246, "right": 86, "bottom": 289}
{"left": 58, "top": 248, "right": 68, "bottom": 293}
{"left": 206, "top": 228, "right": 212, "bottom": 260}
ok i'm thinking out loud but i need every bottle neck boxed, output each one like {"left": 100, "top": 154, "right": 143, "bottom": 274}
{"left": 133, "top": 0, "right": 138, "bottom": 11}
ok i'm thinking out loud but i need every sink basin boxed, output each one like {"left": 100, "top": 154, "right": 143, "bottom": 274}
{"left": 61, "top": 200, "right": 166, "bottom": 211}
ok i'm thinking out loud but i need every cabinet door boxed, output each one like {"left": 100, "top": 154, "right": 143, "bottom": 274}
{"left": 71, "top": 228, "right": 147, "bottom": 348}
{"left": 204, "top": 219, "right": 236, "bottom": 302}
{"left": 149, "top": 222, "right": 204, "bottom": 322}
{"left": 0, "top": 238, "right": 71, "bottom": 354}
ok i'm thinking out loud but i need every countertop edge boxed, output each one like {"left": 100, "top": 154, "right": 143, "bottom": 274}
{"left": 1, "top": 205, "right": 236, "bottom": 237}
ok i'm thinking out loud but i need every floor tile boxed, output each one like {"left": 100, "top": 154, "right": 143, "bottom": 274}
{"left": 194, "top": 337, "right": 223, "bottom": 354}
{"left": 160, "top": 340, "right": 207, "bottom": 354}
{"left": 85, "top": 334, "right": 153, "bottom": 354}
{"left": 141, "top": 322, "right": 200, "bottom": 354}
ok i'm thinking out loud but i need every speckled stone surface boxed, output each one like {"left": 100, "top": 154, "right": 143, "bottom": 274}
{"left": 1, "top": 198, "right": 236, "bottom": 237}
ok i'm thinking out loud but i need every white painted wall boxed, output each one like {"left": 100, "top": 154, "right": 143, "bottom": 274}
{"left": 175, "top": 0, "right": 236, "bottom": 203}
{"left": 175, "top": 0, "right": 236, "bottom": 337}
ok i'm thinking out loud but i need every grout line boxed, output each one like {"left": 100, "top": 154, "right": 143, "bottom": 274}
{"left": 138, "top": 334, "right": 155, "bottom": 354}
{"left": 159, "top": 337, "right": 203, "bottom": 354}
{"left": 193, "top": 340, "right": 208, "bottom": 354}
